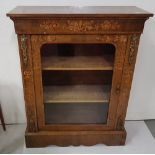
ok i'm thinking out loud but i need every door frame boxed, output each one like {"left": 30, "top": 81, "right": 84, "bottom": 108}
{"left": 31, "top": 34, "right": 128, "bottom": 131}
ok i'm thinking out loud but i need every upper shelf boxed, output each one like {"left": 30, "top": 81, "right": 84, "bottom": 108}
{"left": 42, "top": 56, "right": 114, "bottom": 71}
{"left": 7, "top": 6, "right": 153, "bottom": 18}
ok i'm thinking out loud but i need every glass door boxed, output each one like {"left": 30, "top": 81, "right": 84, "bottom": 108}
{"left": 31, "top": 35, "right": 127, "bottom": 130}
{"left": 41, "top": 44, "right": 115, "bottom": 124}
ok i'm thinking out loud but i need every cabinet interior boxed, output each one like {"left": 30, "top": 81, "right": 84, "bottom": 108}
{"left": 41, "top": 43, "right": 115, "bottom": 124}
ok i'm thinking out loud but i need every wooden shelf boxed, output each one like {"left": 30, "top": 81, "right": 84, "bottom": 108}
{"left": 42, "top": 56, "right": 114, "bottom": 71}
{"left": 43, "top": 85, "right": 111, "bottom": 103}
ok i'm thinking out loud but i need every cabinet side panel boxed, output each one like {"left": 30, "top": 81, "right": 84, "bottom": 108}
{"left": 17, "top": 34, "right": 38, "bottom": 132}
{"left": 115, "top": 34, "right": 141, "bottom": 130}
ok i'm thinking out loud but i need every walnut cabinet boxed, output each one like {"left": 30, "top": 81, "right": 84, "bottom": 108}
{"left": 7, "top": 6, "right": 153, "bottom": 147}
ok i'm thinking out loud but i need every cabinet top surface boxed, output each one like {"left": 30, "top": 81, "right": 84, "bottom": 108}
{"left": 7, "top": 6, "right": 153, "bottom": 18}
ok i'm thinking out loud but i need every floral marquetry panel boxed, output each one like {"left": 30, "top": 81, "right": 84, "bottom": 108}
{"left": 13, "top": 19, "right": 146, "bottom": 34}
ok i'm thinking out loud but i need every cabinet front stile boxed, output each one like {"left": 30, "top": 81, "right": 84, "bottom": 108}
{"left": 18, "top": 34, "right": 38, "bottom": 132}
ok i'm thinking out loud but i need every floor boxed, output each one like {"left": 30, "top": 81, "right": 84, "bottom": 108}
{"left": 0, "top": 120, "right": 155, "bottom": 154}
{"left": 145, "top": 120, "right": 155, "bottom": 138}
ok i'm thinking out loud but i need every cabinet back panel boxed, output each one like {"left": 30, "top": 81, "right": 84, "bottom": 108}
{"left": 42, "top": 70, "right": 113, "bottom": 85}
{"left": 41, "top": 44, "right": 115, "bottom": 57}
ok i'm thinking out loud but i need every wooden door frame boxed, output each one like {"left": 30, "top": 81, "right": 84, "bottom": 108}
{"left": 30, "top": 34, "right": 128, "bottom": 131}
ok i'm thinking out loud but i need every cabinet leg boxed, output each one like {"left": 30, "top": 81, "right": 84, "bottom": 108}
{"left": 0, "top": 104, "right": 6, "bottom": 131}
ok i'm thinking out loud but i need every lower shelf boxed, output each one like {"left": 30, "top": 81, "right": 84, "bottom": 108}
{"left": 43, "top": 85, "right": 111, "bottom": 103}
{"left": 45, "top": 103, "right": 109, "bottom": 124}
{"left": 43, "top": 85, "right": 111, "bottom": 124}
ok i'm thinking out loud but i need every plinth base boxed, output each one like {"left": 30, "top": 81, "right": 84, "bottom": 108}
{"left": 25, "top": 129, "right": 126, "bottom": 148}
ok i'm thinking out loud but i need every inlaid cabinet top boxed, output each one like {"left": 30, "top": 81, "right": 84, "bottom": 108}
{"left": 7, "top": 6, "right": 153, "bottom": 18}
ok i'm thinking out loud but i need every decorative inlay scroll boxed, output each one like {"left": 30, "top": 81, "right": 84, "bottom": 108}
{"left": 116, "top": 34, "right": 140, "bottom": 131}
{"left": 23, "top": 69, "right": 37, "bottom": 132}
{"left": 31, "top": 35, "right": 57, "bottom": 43}
{"left": 67, "top": 20, "right": 94, "bottom": 32}
{"left": 115, "top": 84, "right": 121, "bottom": 95}
{"left": 40, "top": 21, "right": 59, "bottom": 31}
{"left": 97, "top": 20, "right": 121, "bottom": 30}
{"left": 39, "top": 19, "right": 121, "bottom": 33}
{"left": 23, "top": 70, "right": 32, "bottom": 79}
{"left": 21, "top": 34, "right": 28, "bottom": 66}
{"left": 27, "top": 109, "right": 37, "bottom": 132}
{"left": 20, "top": 34, "right": 38, "bottom": 132}
{"left": 96, "top": 35, "right": 127, "bottom": 44}
{"left": 128, "top": 34, "right": 139, "bottom": 65}
{"left": 116, "top": 115, "right": 124, "bottom": 130}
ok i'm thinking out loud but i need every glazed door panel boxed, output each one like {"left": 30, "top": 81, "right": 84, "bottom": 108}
{"left": 31, "top": 34, "right": 127, "bottom": 131}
